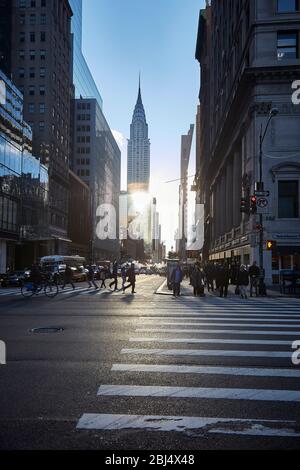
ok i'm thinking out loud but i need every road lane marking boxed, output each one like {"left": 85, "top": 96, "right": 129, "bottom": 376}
{"left": 112, "top": 363, "right": 300, "bottom": 378}
{"left": 138, "top": 321, "right": 300, "bottom": 328}
{"left": 136, "top": 328, "right": 300, "bottom": 336}
{"left": 97, "top": 385, "right": 300, "bottom": 402}
{"left": 121, "top": 348, "right": 292, "bottom": 358}
{"left": 76, "top": 413, "right": 300, "bottom": 437}
{"left": 129, "top": 337, "right": 293, "bottom": 346}
{"left": 139, "top": 316, "right": 300, "bottom": 323}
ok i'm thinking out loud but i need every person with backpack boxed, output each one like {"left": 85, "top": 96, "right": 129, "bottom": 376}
{"left": 109, "top": 260, "right": 118, "bottom": 291}
{"left": 171, "top": 262, "right": 183, "bottom": 297}
{"left": 123, "top": 263, "right": 136, "bottom": 294}
{"left": 99, "top": 267, "right": 107, "bottom": 289}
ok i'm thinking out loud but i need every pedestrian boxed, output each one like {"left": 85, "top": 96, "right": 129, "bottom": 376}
{"left": 123, "top": 263, "right": 136, "bottom": 294}
{"left": 87, "top": 265, "right": 98, "bottom": 289}
{"left": 218, "top": 263, "right": 230, "bottom": 298}
{"left": 237, "top": 265, "right": 249, "bottom": 299}
{"left": 249, "top": 261, "right": 260, "bottom": 297}
{"left": 99, "top": 267, "right": 107, "bottom": 289}
{"left": 109, "top": 260, "right": 118, "bottom": 291}
{"left": 61, "top": 264, "right": 75, "bottom": 290}
{"left": 204, "top": 263, "right": 214, "bottom": 292}
{"left": 191, "top": 265, "right": 198, "bottom": 296}
{"left": 121, "top": 265, "right": 127, "bottom": 290}
{"left": 29, "top": 263, "right": 42, "bottom": 291}
{"left": 171, "top": 262, "right": 183, "bottom": 297}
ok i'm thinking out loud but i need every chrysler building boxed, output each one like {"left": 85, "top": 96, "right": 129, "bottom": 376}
{"left": 127, "top": 77, "right": 150, "bottom": 192}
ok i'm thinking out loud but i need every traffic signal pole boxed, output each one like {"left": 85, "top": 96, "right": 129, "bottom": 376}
{"left": 257, "top": 109, "right": 279, "bottom": 295}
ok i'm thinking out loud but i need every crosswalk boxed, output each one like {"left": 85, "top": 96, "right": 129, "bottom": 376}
{"left": 0, "top": 276, "right": 152, "bottom": 298}
{"left": 76, "top": 296, "right": 300, "bottom": 442}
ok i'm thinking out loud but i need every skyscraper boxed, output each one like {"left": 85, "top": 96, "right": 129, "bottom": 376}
{"left": 69, "top": 0, "right": 103, "bottom": 109}
{"left": 127, "top": 77, "right": 150, "bottom": 193}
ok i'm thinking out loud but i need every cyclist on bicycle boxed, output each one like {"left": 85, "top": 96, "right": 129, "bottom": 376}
{"left": 28, "top": 264, "right": 42, "bottom": 291}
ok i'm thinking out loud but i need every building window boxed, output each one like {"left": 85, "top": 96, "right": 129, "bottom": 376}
{"left": 39, "top": 103, "right": 45, "bottom": 113}
{"left": 19, "top": 67, "right": 25, "bottom": 78}
{"left": 40, "top": 49, "right": 46, "bottom": 60}
{"left": 19, "top": 14, "right": 25, "bottom": 24}
{"left": 39, "top": 121, "right": 45, "bottom": 131}
{"left": 30, "top": 0, "right": 36, "bottom": 6}
{"left": 19, "top": 50, "right": 25, "bottom": 60}
{"left": 277, "top": 32, "right": 298, "bottom": 60}
{"left": 40, "top": 67, "right": 46, "bottom": 77}
{"left": 30, "top": 32, "right": 35, "bottom": 42}
{"left": 29, "top": 50, "right": 35, "bottom": 60}
{"left": 29, "top": 13, "right": 36, "bottom": 25}
{"left": 29, "top": 85, "right": 35, "bottom": 95}
{"left": 41, "top": 0, "right": 46, "bottom": 7}
{"left": 39, "top": 85, "right": 45, "bottom": 95}
{"left": 19, "top": 32, "right": 25, "bottom": 43}
{"left": 28, "top": 103, "right": 35, "bottom": 113}
{"left": 278, "top": 0, "right": 299, "bottom": 11}
{"left": 29, "top": 67, "right": 35, "bottom": 78}
{"left": 40, "top": 31, "right": 46, "bottom": 42}
{"left": 278, "top": 180, "right": 299, "bottom": 218}
{"left": 40, "top": 14, "right": 46, "bottom": 25}
{"left": 19, "top": 0, "right": 26, "bottom": 7}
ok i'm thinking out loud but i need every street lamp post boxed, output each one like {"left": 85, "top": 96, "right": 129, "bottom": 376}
{"left": 257, "top": 108, "right": 279, "bottom": 295}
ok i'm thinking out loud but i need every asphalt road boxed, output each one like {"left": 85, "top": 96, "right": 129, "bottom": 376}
{"left": 1, "top": 275, "right": 300, "bottom": 450}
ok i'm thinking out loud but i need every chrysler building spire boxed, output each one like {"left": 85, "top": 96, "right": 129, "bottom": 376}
{"left": 127, "top": 75, "right": 151, "bottom": 192}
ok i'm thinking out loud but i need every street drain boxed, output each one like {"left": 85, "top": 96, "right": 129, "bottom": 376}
{"left": 30, "top": 327, "right": 64, "bottom": 334}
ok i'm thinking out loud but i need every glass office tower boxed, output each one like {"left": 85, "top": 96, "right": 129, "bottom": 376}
{"left": 69, "top": 0, "right": 103, "bottom": 109}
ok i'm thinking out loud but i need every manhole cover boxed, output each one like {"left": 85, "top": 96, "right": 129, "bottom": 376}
{"left": 30, "top": 327, "right": 64, "bottom": 334}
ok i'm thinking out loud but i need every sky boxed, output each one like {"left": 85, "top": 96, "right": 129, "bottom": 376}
{"left": 82, "top": 0, "right": 205, "bottom": 250}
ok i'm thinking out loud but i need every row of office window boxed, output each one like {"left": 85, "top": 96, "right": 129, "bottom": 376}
{"left": 77, "top": 114, "right": 91, "bottom": 121}
{"left": 77, "top": 169, "right": 90, "bottom": 177}
{"left": 28, "top": 103, "right": 45, "bottom": 113}
{"left": 76, "top": 125, "right": 91, "bottom": 132}
{"left": 19, "top": 32, "right": 46, "bottom": 43}
{"left": 76, "top": 158, "right": 90, "bottom": 166}
{"left": 76, "top": 136, "right": 90, "bottom": 143}
{"left": 77, "top": 103, "right": 91, "bottom": 110}
{"left": 19, "top": 49, "right": 46, "bottom": 60}
{"left": 19, "top": 13, "right": 47, "bottom": 25}
{"left": 19, "top": 0, "right": 46, "bottom": 7}
{"left": 19, "top": 67, "right": 46, "bottom": 78}
{"left": 76, "top": 147, "right": 90, "bottom": 155}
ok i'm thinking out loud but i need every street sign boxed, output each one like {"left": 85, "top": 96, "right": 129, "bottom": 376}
{"left": 256, "top": 196, "right": 270, "bottom": 214}
{"left": 254, "top": 190, "right": 270, "bottom": 197}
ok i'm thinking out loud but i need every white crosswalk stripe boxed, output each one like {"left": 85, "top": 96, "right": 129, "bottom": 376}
{"left": 77, "top": 296, "right": 300, "bottom": 440}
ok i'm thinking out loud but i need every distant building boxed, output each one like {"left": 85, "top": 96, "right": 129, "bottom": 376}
{"left": 68, "top": 169, "right": 91, "bottom": 260}
{"left": 0, "top": 69, "right": 49, "bottom": 271}
{"left": 195, "top": 1, "right": 300, "bottom": 284}
{"left": 127, "top": 78, "right": 150, "bottom": 193}
{"left": 178, "top": 125, "right": 194, "bottom": 260}
{"left": 73, "top": 98, "right": 121, "bottom": 261}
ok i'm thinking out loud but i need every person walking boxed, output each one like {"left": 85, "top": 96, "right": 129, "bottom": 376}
{"left": 191, "top": 265, "right": 199, "bottom": 297}
{"left": 171, "top": 262, "right": 183, "bottom": 297}
{"left": 248, "top": 261, "right": 260, "bottom": 297}
{"left": 61, "top": 264, "right": 75, "bottom": 290}
{"left": 219, "top": 263, "right": 230, "bottom": 298}
{"left": 109, "top": 260, "right": 118, "bottom": 291}
{"left": 123, "top": 263, "right": 136, "bottom": 294}
{"left": 99, "top": 267, "right": 107, "bottom": 289}
{"left": 237, "top": 265, "right": 249, "bottom": 299}
{"left": 121, "top": 265, "right": 127, "bottom": 291}
{"left": 87, "top": 265, "right": 98, "bottom": 289}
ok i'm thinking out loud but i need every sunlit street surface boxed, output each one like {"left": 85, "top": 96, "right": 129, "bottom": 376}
{"left": 1, "top": 276, "right": 300, "bottom": 450}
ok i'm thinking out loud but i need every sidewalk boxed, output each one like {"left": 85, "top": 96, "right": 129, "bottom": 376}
{"left": 156, "top": 278, "right": 299, "bottom": 299}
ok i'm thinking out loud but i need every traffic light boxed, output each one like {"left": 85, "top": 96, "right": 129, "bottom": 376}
{"left": 250, "top": 195, "right": 257, "bottom": 214}
{"left": 240, "top": 197, "right": 249, "bottom": 214}
{"left": 266, "top": 240, "right": 276, "bottom": 251}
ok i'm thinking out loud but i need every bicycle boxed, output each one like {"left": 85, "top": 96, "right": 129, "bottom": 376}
{"left": 21, "top": 278, "right": 59, "bottom": 299}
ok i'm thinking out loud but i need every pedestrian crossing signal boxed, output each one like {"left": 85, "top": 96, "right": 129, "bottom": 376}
{"left": 266, "top": 240, "right": 276, "bottom": 251}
